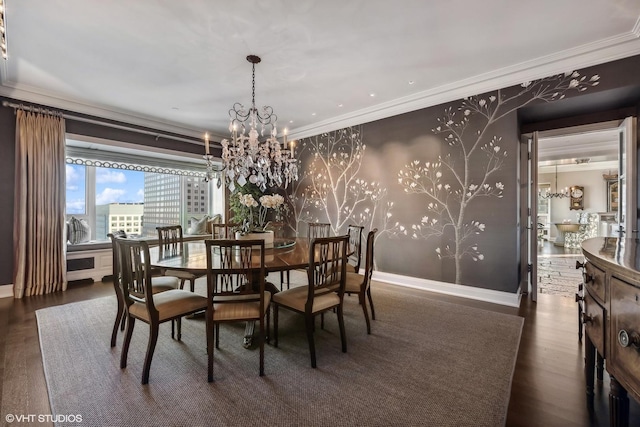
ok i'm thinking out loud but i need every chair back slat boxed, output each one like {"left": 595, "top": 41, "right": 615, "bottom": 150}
{"left": 157, "top": 225, "right": 184, "bottom": 254}
{"left": 347, "top": 224, "right": 364, "bottom": 272}
{"left": 115, "top": 237, "right": 156, "bottom": 313}
{"left": 205, "top": 239, "right": 266, "bottom": 302}
{"left": 211, "top": 223, "right": 235, "bottom": 239}
{"left": 308, "top": 222, "right": 331, "bottom": 239}
{"left": 108, "top": 231, "right": 127, "bottom": 283}
{"left": 307, "top": 235, "right": 349, "bottom": 310}
{"left": 363, "top": 228, "right": 378, "bottom": 288}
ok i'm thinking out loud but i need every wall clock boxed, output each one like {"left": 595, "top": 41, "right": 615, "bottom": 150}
{"left": 570, "top": 186, "right": 584, "bottom": 210}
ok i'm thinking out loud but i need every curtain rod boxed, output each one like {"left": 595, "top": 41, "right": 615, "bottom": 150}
{"left": 1, "top": 100, "right": 220, "bottom": 147}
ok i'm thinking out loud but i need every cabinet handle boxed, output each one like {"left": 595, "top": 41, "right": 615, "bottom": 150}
{"left": 618, "top": 330, "right": 640, "bottom": 348}
{"left": 583, "top": 273, "right": 594, "bottom": 283}
{"left": 576, "top": 261, "right": 585, "bottom": 270}
{"left": 575, "top": 293, "right": 584, "bottom": 303}
{"left": 582, "top": 313, "right": 593, "bottom": 324}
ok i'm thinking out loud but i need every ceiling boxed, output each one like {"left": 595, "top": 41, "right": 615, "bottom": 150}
{"left": 538, "top": 125, "right": 620, "bottom": 173}
{"left": 1, "top": 0, "right": 640, "bottom": 143}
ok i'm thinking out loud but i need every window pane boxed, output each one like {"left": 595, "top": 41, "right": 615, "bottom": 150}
{"left": 66, "top": 164, "right": 86, "bottom": 215}
{"left": 95, "top": 167, "right": 145, "bottom": 240}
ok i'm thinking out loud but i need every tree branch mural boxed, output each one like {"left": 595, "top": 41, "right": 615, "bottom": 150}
{"left": 293, "top": 126, "right": 403, "bottom": 242}
{"left": 398, "top": 71, "right": 600, "bottom": 284}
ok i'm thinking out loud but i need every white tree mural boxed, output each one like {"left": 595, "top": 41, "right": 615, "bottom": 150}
{"left": 292, "top": 126, "right": 403, "bottom": 241}
{"left": 398, "top": 71, "right": 600, "bottom": 284}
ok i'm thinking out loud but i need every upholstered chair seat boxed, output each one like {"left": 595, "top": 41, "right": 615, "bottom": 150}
{"left": 272, "top": 287, "right": 340, "bottom": 313}
{"left": 128, "top": 289, "right": 210, "bottom": 322}
{"left": 212, "top": 292, "right": 272, "bottom": 321}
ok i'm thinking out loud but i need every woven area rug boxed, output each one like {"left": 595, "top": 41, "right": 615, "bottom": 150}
{"left": 538, "top": 254, "right": 585, "bottom": 298}
{"left": 37, "top": 278, "right": 523, "bottom": 427}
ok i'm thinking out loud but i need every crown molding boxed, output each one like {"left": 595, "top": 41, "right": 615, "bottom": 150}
{"left": 289, "top": 29, "right": 640, "bottom": 140}
{"left": 0, "top": 81, "right": 228, "bottom": 142}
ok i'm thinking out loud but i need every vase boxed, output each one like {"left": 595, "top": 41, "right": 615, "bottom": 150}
{"left": 235, "top": 230, "right": 274, "bottom": 248}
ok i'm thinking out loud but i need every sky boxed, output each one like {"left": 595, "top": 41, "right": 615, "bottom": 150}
{"left": 66, "top": 165, "right": 145, "bottom": 214}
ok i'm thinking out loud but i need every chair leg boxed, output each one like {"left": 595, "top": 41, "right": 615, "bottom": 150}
{"left": 305, "top": 314, "right": 317, "bottom": 368}
{"left": 177, "top": 317, "right": 182, "bottom": 341}
{"left": 142, "top": 322, "right": 160, "bottom": 385}
{"left": 189, "top": 278, "right": 195, "bottom": 293}
{"left": 265, "top": 305, "right": 271, "bottom": 344}
{"left": 273, "top": 304, "right": 279, "bottom": 348}
{"left": 320, "top": 312, "right": 325, "bottom": 330}
{"left": 259, "top": 318, "right": 265, "bottom": 377}
{"left": 337, "top": 304, "right": 347, "bottom": 353}
{"left": 111, "top": 298, "right": 125, "bottom": 347}
{"left": 367, "top": 288, "right": 376, "bottom": 320}
{"left": 207, "top": 310, "right": 214, "bottom": 382}
{"left": 359, "top": 292, "right": 372, "bottom": 334}
{"left": 215, "top": 323, "right": 220, "bottom": 349}
{"left": 120, "top": 316, "right": 135, "bottom": 369}
{"left": 120, "top": 311, "right": 126, "bottom": 331}
{"left": 179, "top": 279, "right": 186, "bottom": 290}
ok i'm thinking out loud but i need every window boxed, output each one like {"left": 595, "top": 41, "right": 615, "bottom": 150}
{"left": 65, "top": 139, "right": 225, "bottom": 241}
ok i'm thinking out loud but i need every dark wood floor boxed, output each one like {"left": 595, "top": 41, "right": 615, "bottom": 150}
{"left": 1, "top": 279, "right": 638, "bottom": 426}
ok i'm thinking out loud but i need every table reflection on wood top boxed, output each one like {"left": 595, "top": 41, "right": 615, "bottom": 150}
{"left": 149, "top": 238, "right": 312, "bottom": 274}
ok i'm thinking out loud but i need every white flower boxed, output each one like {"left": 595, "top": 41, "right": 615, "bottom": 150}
{"left": 464, "top": 110, "right": 471, "bottom": 116}
{"left": 569, "top": 79, "right": 579, "bottom": 88}
{"left": 479, "top": 99, "right": 486, "bottom": 106}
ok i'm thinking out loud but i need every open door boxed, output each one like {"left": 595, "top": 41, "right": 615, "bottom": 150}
{"left": 617, "top": 117, "right": 638, "bottom": 237}
{"left": 519, "top": 132, "right": 538, "bottom": 301}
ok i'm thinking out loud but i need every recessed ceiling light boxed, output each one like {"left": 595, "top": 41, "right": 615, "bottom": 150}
{"left": 171, "top": 107, "right": 179, "bottom": 110}
{"left": 338, "top": 103, "right": 343, "bottom": 107}
{"left": 289, "top": 120, "right": 294, "bottom": 123}
{"left": 311, "top": 112, "right": 316, "bottom": 116}
{"left": 369, "top": 93, "right": 375, "bottom": 97}
{"left": 408, "top": 80, "right": 415, "bottom": 85}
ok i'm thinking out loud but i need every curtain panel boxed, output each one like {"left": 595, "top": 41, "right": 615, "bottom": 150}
{"left": 13, "top": 110, "right": 67, "bottom": 298}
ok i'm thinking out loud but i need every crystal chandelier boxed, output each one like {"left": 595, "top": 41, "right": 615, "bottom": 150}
{"left": 539, "top": 164, "right": 569, "bottom": 199}
{"left": 216, "top": 55, "right": 298, "bottom": 192}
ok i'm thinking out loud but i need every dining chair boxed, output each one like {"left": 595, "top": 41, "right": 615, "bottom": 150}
{"left": 346, "top": 224, "right": 364, "bottom": 273}
{"left": 272, "top": 234, "right": 349, "bottom": 368}
{"left": 307, "top": 222, "right": 331, "bottom": 239}
{"left": 115, "top": 237, "right": 210, "bottom": 384}
{"left": 156, "top": 225, "right": 205, "bottom": 292}
{"left": 108, "top": 232, "right": 178, "bottom": 347}
{"left": 204, "top": 239, "right": 272, "bottom": 380}
{"left": 344, "top": 228, "right": 378, "bottom": 334}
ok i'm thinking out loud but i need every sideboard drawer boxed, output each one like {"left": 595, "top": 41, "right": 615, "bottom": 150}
{"left": 585, "top": 261, "right": 606, "bottom": 304}
{"left": 609, "top": 276, "right": 640, "bottom": 401}
{"left": 584, "top": 290, "right": 606, "bottom": 357}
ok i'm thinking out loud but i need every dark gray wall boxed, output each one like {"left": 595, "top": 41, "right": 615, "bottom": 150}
{"left": 0, "top": 107, "right": 16, "bottom": 285}
{"left": 292, "top": 54, "right": 640, "bottom": 293}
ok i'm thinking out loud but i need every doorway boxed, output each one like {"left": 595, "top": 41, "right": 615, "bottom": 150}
{"left": 524, "top": 117, "right": 637, "bottom": 301}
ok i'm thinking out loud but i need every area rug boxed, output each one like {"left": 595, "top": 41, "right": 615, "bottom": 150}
{"left": 37, "top": 280, "right": 523, "bottom": 427}
{"left": 538, "top": 254, "right": 585, "bottom": 298}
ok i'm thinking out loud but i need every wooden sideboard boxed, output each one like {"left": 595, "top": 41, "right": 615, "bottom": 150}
{"left": 581, "top": 237, "right": 640, "bottom": 426}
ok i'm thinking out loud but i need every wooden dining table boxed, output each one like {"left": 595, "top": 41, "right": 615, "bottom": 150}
{"left": 148, "top": 237, "right": 312, "bottom": 274}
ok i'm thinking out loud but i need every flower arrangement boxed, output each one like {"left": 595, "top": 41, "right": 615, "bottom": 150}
{"left": 236, "top": 192, "right": 286, "bottom": 235}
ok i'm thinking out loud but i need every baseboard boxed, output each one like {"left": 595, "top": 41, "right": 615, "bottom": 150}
{"left": 0, "top": 284, "right": 14, "bottom": 299}
{"left": 372, "top": 271, "right": 522, "bottom": 307}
